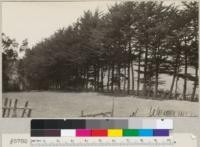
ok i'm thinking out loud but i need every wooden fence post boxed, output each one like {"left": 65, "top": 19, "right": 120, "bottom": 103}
{"left": 27, "top": 109, "right": 32, "bottom": 117}
{"left": 21, "top": 101, "right": 29, "bottom": 117}
{"left": 2, "top": 98, "right": 8, "bottom": 117}
{"left": 7, "top": 99, "right": 12, "bottom": 117}
{"left": 2, "top": 98, "right": 32, "bottom": 118}
{"left": 12, "top": 99, "right": 18, "bottom": 117}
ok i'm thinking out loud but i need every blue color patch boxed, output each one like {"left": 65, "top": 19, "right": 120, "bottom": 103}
{"left": 139, "top": 129, "right": 153, "bottom": 136}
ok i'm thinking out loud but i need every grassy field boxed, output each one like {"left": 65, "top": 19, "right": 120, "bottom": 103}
{"left": 2, "top": 91, "right": 199, "bottom": 117}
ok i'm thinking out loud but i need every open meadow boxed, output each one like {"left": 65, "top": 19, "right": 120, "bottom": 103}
{"left": 2, "top": 91, "right": 199, "bottom": 117}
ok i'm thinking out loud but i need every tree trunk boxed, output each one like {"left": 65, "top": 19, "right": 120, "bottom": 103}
{"left": 143, "top": 43, "right": 148, "bottom": 95}
{"left": 94, "top": 65, "right": 97, "bottom": 91}
{"left": 191, "top": 34, "right": 199, "bottom": 101}
{"left": 97, "top": 67, "right": 100, "bottom": 91}
{"left": 127, "top": 62, "right": 130, "bottom": 94}
{"left": 107, "top": 65, "right": 110, "bottom": 91}
{"left": 131, "top": 61, "right": 134, "bottom": 93}
{"left": 137, "top": 49, "right": 141, "bottom": 96}
{"left": 154, "top": 61, "right": 159, "bottom": 98}
{"left": 183, "top": 45, "right": 188, "bottom": 100}
{"left": 101, "top": 67, "right": 104, "bottom": 91}
{"left": 153, "top": 45, "right": 159, "bottom": 98}
{"left": 147, "top": 64, "right": 152, "bottom": 97}
{"left": 175, "top": 76, "right": 179, "bottom": 98}
{"left": 191, "top": 66, "right": 198, "bottom": 101}
{"left": 169, "top": 74, "right": 176, "bottom": 98}
{"left": 85, "top": 67, "right": 89, "bottom": 90}
{"left": 168, "top": 54, "right": 179, "bottom": 99}
{"left": 127, "top": 41, "right": 131, "bottom": 94}
{"left": 111, "top": 64, "right": 114, "bottom": 92}
{"left": 148, "top": 77, "right": 152, "bottom": 97}
{"left": 117, "top": 64, "right": 121, "bottom": 91}
{"left": 124, "top": 66, "right": 126, "bottom": 91}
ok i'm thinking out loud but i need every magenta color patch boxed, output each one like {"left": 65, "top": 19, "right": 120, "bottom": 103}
{"left": 76, "top": 129, "right": 91, "bottom": 137}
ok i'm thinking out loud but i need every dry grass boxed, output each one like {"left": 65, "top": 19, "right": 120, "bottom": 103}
{"left": 2, "top": 91, "right": 199, "bottom": 117}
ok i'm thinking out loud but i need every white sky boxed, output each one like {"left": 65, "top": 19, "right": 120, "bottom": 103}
{"left": 2, "top": 1, "right": 116, "bottom": 47}
{"left": 2, "top": 1, "right": 185, "bottom": 47}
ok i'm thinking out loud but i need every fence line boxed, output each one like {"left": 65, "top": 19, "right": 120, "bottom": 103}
{"left": 2, "top": 98, "right": 32, "bottom": 118}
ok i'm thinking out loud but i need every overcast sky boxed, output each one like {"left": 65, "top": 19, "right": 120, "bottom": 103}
{"left": 2, "top": 1, "right": 116, "bottom": 47}
{"left": 2, "top": 1, "right": 184, "bottom": 47}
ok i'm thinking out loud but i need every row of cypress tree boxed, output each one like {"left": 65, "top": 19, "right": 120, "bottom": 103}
{"left": 3, "top": 1, "right": 199, "bottom": 101}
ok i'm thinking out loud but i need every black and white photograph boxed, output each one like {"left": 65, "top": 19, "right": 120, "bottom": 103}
{"left": 2, "top": 0, "right": 199, "bottom": 117}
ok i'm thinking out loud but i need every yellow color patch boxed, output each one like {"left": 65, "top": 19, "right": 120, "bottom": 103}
{"left": 108, "top": 129, "right": 123, "bottom": 137}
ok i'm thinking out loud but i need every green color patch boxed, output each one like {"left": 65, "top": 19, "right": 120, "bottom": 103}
{"left": 123, "top": 129, "right": 139, "bottom": 136}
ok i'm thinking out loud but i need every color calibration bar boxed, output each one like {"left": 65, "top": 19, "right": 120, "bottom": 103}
{"left": 31, "top": 119, "right": 172, "bottom": 137}
{"left": 31, "top": 129, "right": 169, "bottom": 137}
{"left": 31, "top": 119, "right": 173, "bottom": 129}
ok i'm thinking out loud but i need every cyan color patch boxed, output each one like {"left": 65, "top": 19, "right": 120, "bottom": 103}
{"left": 139, "top": 129, "right": 153, "bottom": 136}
